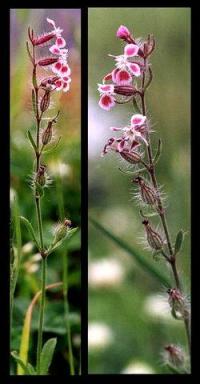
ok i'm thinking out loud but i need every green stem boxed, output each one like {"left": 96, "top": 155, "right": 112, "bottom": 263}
{"left": 36, "top": 256, "right": 47, "bottom": 374}
{"left": 35, "top": 198, "right": 44, "bottom": 251}
{"left": 63, "top": 251, "right": 75, "bottom": 375}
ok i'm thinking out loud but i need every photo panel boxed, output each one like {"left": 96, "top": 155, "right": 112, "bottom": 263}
{"left": 10, "top": 8, "right": 81, "bottom": 376}
{"left": 88, "top": 7, "right": 191, "bottom": 374}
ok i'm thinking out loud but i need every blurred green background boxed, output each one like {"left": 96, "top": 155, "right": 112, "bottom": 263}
{"left": 88, "top": 8, "right": 190, "bottom": 374}
{"left": 10, "top": 9, "right": 81, "bottom": 375}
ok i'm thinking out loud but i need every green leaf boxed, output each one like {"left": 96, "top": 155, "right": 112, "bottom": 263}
{"left": 90, "top": 218, "right": 171, "bottom": 287}
{"left": 11, "top": 351, "right": 36, "bottom": 375}
{"left": 27, "top": 129, "right": 37, "bottom": 153}
{"left": 10, "top": 196, "right": 22, "bottom": 317}
{"left": 153, "top": 139, "right": 162, "bottom": 165}
{"left": 42, "top": 136, "right": 61, "bottom": 154}
{"left": 174, "top": 230, "right": 184, "bottom": 256}
{"left": 20, "top": 216, "right": 40, "bottom": 250}
{"left": 40, "top": 338, "right": 57, "bottom": 375}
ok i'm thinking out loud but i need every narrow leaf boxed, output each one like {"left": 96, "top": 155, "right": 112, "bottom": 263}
{"left": 40, "top": 338, "right": 57, "bottom": 375}
{"left": 42, "top": 136, "right": 61, "bottom": 154}
{"left": 47, "top": 228, "right": 78, "bottom": 256}
{"left": 26, "top": 41, "right": 34, "bottom": 64}
{"left": 90, "top": 218, "right": 171, "bottom": 287}
{"left": 144, "top": 66, "right": 153, "bottom": 91}
{"left": 31, "top": 89, "right": 37, "bottom": 116}
{"left": 18, "top": 282, "right": 62, "bottom": 375}
{"left": 174, "top": 230, "right": 184, "bottom": 255}
{"left": 27, "top": 130, "right": 37, "bottom": 153}
{"left": 11, "top": 351, "right": 36, "bottom": 375}
{"left": 20, "top": 216, "right": 40, "bottom": 250}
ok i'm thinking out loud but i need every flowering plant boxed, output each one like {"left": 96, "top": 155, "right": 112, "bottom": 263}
{"left": 96, "top": 25, "right": 190, "bottom": 373}
{"left": 10, "top": 18, "right": 78, "bottom": 375}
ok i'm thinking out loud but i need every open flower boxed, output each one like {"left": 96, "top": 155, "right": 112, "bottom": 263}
{"left": 101, "top": 137, "right": 142, "bottom": 164}
{"left": 109, "top": 44, "right": 142, "bottom": 84}
{"left": 98, "top": 84, "right": 116, "bottom": 110}
{"left": 110, "top": 114, "right": 148, "bottom": 146}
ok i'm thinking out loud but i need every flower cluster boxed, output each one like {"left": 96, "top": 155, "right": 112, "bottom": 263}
{"left": 29, "top": 18, "right": 71, "bottom": 93}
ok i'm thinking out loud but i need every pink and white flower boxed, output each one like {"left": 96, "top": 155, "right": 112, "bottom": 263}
{"left": 110, "top": 114, "right": 148, "bottom": 146}
{"left": 109, "top": 44, "right": 142, "bottom": 85}
{"left": 45, "top": 18, "right": 71, "bottom": 93}
{"left": 98, "top": 84, "right": 116, "bottom": 111}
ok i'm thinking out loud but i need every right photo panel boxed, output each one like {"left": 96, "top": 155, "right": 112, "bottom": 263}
{"left": 88, "top": 8, "right": 191, "bottom": 374}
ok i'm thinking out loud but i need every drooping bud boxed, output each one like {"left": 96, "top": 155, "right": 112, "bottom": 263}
{"left": 32, "top": 32, "right": 56, "bottom": 46}
{"left": 142, "top": 219, "right": 163, "bottom": 250}
{"left": 120, "top": 150, "right": 141, "bottom": 164}
{"left": 133, "top": 176, "right": 158, "bottom": 205}
{"left": 164, "top": 345, "right": 185, "bottom": 367}
{"left": 167, "top": 288, "right": 190, "bottom": 320}
{"left": 38, "top": 57, "right": 59, "bottom": 67}
{"left": 40, "top": 90, "right": 51, "bottom": 113}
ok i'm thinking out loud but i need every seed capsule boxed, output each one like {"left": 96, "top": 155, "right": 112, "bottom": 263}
{"left": 120, "top": 150, "right": 141, "bottom": 164}
{"left": 42, "top": 121, "right": 53, "bottom": 145}
{"left": 40, "top": 90, "right": 51, "bottom": 113}
{"left": 142, "top": 219, "right": 163, "bottom": 250}
{"left": 133, "top": 176, "right": 158, "bottom": 205}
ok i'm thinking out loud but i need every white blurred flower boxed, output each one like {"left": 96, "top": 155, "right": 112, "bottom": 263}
{"left": 73, "top": 334, "right": 81, "bottom": 347}
{"left": 88, "top": 322, "right": 113, "bottom": 350}
{"left": 122, "top": 361, "right": 155, "bottom": 374}
{"left": 144, "top": 293, "right": 172, "bottom": 321}
{"left": 88, "top": 258, "right": 125, "bottom": 288}
{"left": 22, "top": 242, "right": 34, "bottom": 254}
{"left": 49, "top": 161, "right": 72, "bottom": 178}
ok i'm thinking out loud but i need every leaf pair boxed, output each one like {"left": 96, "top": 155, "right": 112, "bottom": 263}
{"left": 11, "top": 338, "right": 57, "bottom": 375}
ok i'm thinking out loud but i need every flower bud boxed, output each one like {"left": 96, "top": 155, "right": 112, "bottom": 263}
{"left": 116, "top": 25, "right": 131, "bottom": 40}
{"left": 167, "top": 288, "right": 189, "bottom": 319}
{"left": 164, "top": 345, "right": 185, "bottom": 367}
{"left": 40, "top": 90, "right": 51, "bottom": 113}
{"left": 133, "top": 176, "right": 158, "bottom": 205}
{"left": 38, "top": 57, "right": 59, "bottom": 67}
{"left": 36, "top": 165, "right": 47, "bottom": 187}
{"left": 142, "top": 219, "right": 163, "bottom": 250}
{"left": 120, "top": 150, "right": 141, "bottom": 164}
{"left": 53, "top": 219, "right": 72, "bottom": 244}
{"left": 32, "top": 32, "right": 56, "bottom": 46}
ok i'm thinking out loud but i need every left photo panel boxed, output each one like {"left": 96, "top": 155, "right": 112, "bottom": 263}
{"left": 10, "top": 9, "right": 81, "bottom": 375}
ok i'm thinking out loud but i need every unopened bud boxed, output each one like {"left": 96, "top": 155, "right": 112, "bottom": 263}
{"left": 36, "top": 165, "right": 47, "bottom": 186}
{"left": 38, "top": 57, "right": 59, "bottom": 67}
{"left": 167, "top": 288, "right": 189, "bottom": 319}
{"left": 120, "top": 150, "right": 141, "bottom": 164}
{"left": 142, "top": 219, "right": 163, "bottom": 250}
{"left": 53, "top": 219, "right": 72, "bottom": 244}
{"left": 40, "top": 90, "right": 51, "bottom": 113}
{"left": 133, "top": 176, "right": 158, "bottom": 205}
{"left": 32, "top": 32, "right": 56, "bottom": 46}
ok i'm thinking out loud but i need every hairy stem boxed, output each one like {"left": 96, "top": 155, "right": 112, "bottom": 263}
{"left": 140, "top": 57, "right": 190, "bottom": 356}
{"left": 36, "top": 257, "right": 47, "bottom": 374}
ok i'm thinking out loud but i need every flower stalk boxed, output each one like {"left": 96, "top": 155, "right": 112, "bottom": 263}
{"left": 98, "top": 25, "right": 190, "bottom": 370}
